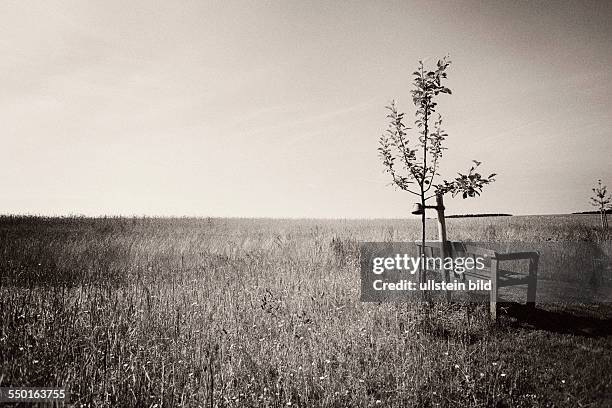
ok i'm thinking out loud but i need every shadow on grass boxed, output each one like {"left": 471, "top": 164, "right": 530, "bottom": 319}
{"left": 500, "top": 301, "right": 612, "bottom": 337}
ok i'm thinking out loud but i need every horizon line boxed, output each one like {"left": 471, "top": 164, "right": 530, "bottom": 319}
{"left": 0, "top": 212, "right": 598, "bottom": 221}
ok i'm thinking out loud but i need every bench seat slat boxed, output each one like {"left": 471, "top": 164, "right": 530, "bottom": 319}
{"left": 498, "top": 276, "right": 530, "bottom": 287}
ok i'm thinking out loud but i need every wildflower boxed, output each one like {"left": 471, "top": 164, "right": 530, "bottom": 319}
{"left": 454, "top": 364, "right": 459, "bottom": 369}
{"left": 500, "top": 373, "right": 506, "bottom": 377}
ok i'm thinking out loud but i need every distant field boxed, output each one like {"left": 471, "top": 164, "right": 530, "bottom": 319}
{"left": 0, "top": 215, "right": 611, "bottom": 407}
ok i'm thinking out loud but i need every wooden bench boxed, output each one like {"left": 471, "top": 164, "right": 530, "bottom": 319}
{"left": 416, "top": 241, "right": 539, "bottom": 320}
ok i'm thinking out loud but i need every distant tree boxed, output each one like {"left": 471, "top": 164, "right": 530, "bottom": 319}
{"left": 590, "top": 179, "right": 611, "bottom": 230}
{"left": 378, "top": 57, "right": 495, "bottom": 283}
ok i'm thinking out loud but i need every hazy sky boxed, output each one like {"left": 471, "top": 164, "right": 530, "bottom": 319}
{"left": 1, "top": 0, "right": 611, "bottom": 218}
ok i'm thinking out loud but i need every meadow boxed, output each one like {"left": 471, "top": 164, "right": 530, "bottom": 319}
{"left": 0, "top": 215, "right": 611, "bottom": 407}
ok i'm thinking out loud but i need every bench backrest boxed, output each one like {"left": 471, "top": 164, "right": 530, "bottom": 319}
{"left": 417, "top": 241, "right": 539, "bottom": 276}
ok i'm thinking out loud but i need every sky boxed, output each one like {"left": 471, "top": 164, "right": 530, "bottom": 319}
{"left": 1, "top": 0, "right": 611, "bottom": 218}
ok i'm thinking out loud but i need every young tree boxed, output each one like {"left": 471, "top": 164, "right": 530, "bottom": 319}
{"left": 378, "top": 57, "right": 495, "bottom": 284}
{"left": 590, "top": 179, "right": 611, "bottom": 230}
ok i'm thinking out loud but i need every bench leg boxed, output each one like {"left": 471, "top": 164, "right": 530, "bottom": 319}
{"left": 441, "top": 241, "right": 451, "bottom": 303}
{"left": 527, "top": 254, "right": 538, "bottom": 309}
{"left": 443, "top": 269, "right": 451, "bottom": 303}
{"left": 490, "top": 259, "right": 498, "bottom": 321}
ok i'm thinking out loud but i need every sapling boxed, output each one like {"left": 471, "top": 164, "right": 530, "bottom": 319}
{"left": 378, "top": 57, "right": 496, "bottom": 284}
{"left": 590, "top": 179, "right": 611, "bottom": 231}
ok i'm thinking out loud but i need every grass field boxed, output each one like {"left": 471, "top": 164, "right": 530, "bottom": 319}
{"left": 1, "top": 215, "right": 611, "bottom": 407}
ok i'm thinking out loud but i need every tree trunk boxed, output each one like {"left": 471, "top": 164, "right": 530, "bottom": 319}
{"left": 420, "top": 195, "right": 426, "bottom": 286}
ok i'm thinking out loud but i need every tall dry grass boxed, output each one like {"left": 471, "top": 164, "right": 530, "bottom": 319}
{"left": 0, "top": 215, "right": 610, "bottom": 407}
